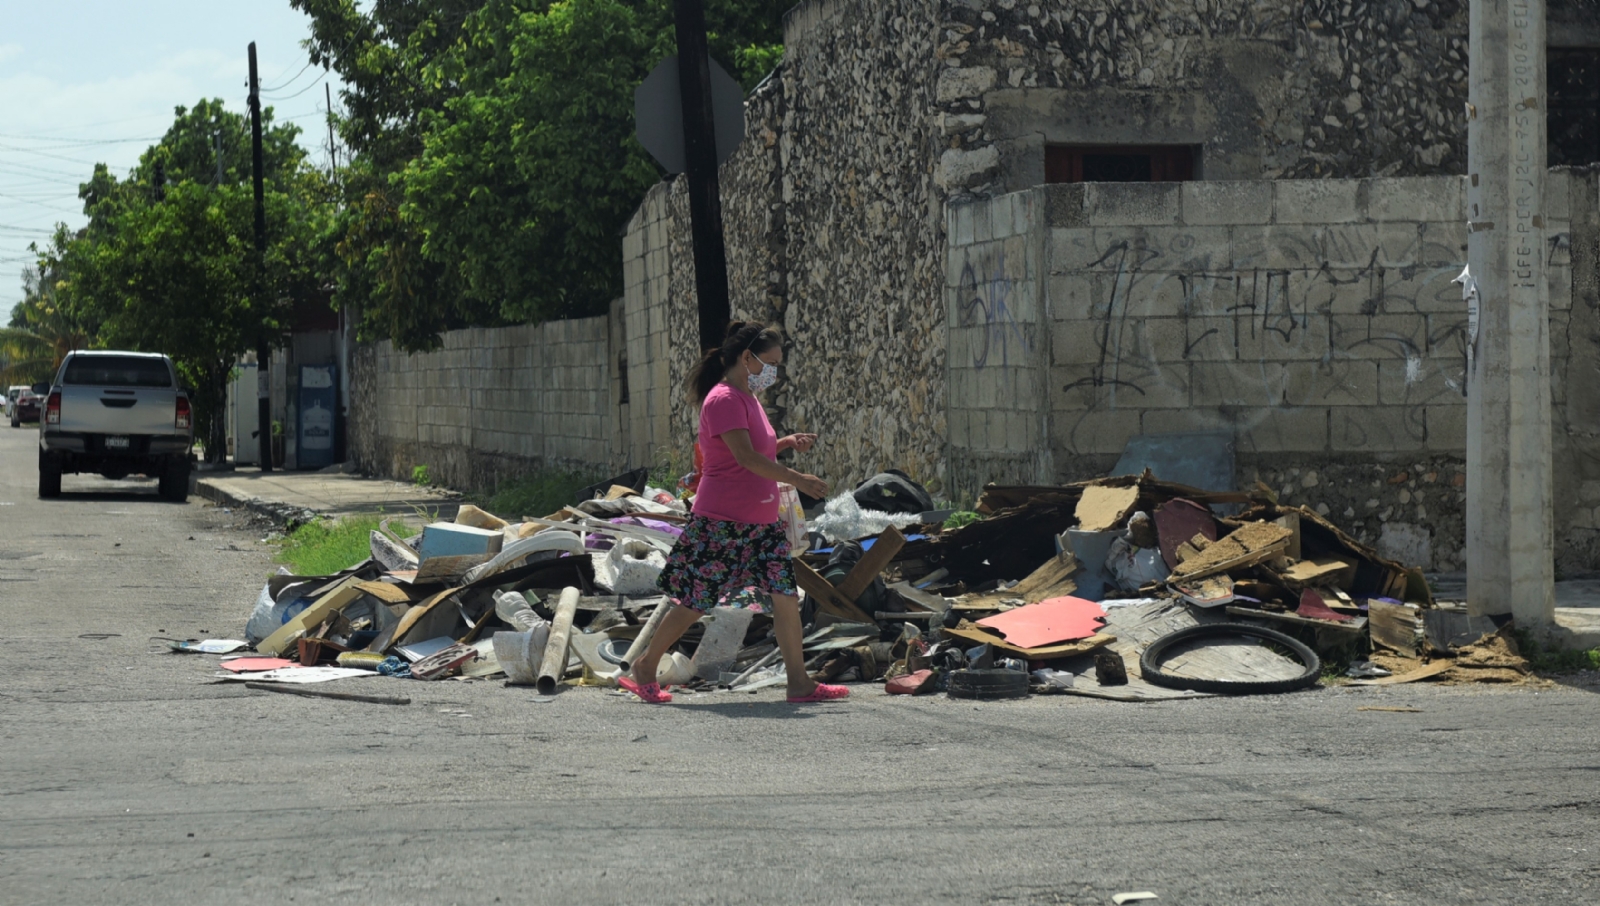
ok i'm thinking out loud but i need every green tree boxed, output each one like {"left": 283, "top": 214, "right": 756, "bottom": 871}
{"left": 293, "top": 0, "right": 789, "bottom": 351}
{"left": 2, "top": 227, "right": 100, "bottom": 385}
{"left": 55, "top": 101, "right": 333, "bottom": 461}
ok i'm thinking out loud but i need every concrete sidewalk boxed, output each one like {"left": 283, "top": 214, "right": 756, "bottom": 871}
{"left": 196, "top": 466, "right": 461, "bottom": 522}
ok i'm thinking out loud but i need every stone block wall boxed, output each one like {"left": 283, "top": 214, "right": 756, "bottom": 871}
{"left": 938, "top": 0, "right": 1473, "bottom": 198}
{"left": 946, "top": 188, "right": 1052, "bottom": 497}
{"left": 942, "top": 173, "right": 1599, "bottom": 572}
{"left": 347, "top": 317, "right": 621, "bottom": 493}
{"left": 623, "top": 0, "right": 950, "bottom": 494}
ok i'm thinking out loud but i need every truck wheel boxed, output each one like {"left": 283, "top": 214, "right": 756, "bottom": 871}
{"left": 39, "top": 454, "right": 62, "bottom": 498}
{"left": 159, "top": 458, "right": 191, "bottom": 503}
{"left": 9, "top": 412, "right": 18, "bottom": 428}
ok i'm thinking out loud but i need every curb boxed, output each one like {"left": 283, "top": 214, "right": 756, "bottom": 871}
{"left": 196, "top": 478, "right": 322, "bottom": 529}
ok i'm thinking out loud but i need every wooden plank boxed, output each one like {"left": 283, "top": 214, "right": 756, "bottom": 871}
{"left": 1368, "top": 600, "right": 1425, "bottom": 654}
{"left": 355, "top": 580, "right": 418, "bottom": 605}
{"left": 792, "top": 560, "right": 877, "bottom": 624}
{"left": 256, "top": 580, "right": 366, "bottom": 657}
{"left": 245, "top": 682, "right": 411, "bottom": 705}
{"left": 1346, "top": 659, "right": 1455, "bottom": 686}
{"left": 1225, "top": 606, "right": 1368, "bottom": 634}
{"left": 834, "top": 525, "right": 907, "bottom": 603}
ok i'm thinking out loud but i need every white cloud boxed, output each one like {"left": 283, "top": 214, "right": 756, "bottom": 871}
{"left": 0, "top": 43, "right": 22, "bottom": 65}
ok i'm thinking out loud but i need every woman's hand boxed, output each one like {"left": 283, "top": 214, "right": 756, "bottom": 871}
{"left": 781, "top": 433, "right": 818, "bottom": 453}
{"left": 792, "top": 472, "right": 829, "bottom": 500}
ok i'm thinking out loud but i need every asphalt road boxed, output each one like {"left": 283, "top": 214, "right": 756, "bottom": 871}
{"left": 1, "top": 424, "right": 1598, "bottom": 906}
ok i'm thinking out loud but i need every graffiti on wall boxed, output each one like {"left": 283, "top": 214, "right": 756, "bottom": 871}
{"left": 1052, "top": 224, "right": 1495, "bottom": 455}
{"left": 958, "top": 250, "right": 1029, "bottom": 369}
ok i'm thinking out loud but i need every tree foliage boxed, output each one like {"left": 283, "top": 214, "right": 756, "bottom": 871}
{"left": 293, "top": 0, "right": 789, "bottom": 351}
{"left": 30, "top": 100, "right": 332, "bottom": 460}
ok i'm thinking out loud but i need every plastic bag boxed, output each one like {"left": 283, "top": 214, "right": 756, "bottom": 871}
{"left": 777, "top": 483, "right": 809, "bottom": 557}
{"left": 810, "top": 493, "right": 921, "bottom": 543}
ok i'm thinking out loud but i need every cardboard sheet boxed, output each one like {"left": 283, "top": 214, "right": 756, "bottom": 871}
{"left": 217, "top": 667, "right": 375, "bottom": 684}
{"left": 1075, "top": 485, "right": 1140, "bottom": 532}
{"left": 976, "top": 596, "right": 1107, "bottom": 648}
{"left": 219, "top": 657, "right": 296, "bottom": 673}
{"left": 945, "top": 624, "right": 1115, "bottom": 658}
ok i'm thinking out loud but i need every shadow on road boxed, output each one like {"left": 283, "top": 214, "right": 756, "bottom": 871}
{"left": 676, "top": 700, "right": 834, "bottom": 719}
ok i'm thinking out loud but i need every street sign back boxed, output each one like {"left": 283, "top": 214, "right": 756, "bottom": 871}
{"left": 634, "top": 54, "right": 745, "bottom": 174}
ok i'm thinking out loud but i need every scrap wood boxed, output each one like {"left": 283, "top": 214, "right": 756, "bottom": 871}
{"left": 244, "top": 682, "right": 411, "bottom": 706}
{"left": 1167, "top": 522, "right": 1292, "bottom": 583}
{"left": 1368, "top": 601, "right": 1426, "bottom": 654}
{"left": 1347, "top": 658, "right": 1456, "bottom": 685}
{"left": 356, "top": 580, "right": 419, "bottom": 605}
{"left": 1278, "top": 556, "right": 1355, "bottom": 588}
{"left": 793, "top": 561, "right": 878, "bottom": 624}
{"left": 1225, "top": 606, "right": 1367, "bottom": 635}
{"left": 1357, "top": 706, "right": 1423, "bottom": 712}
{"left": 944, "top": 622, "right": 1115, "bottom": 658}
{"left": 1237, "top": 504, "right": 1417, "bottom": 602}
{"left": 1155, "top": 499, "right": 1219, "bottom": 569}
{"left": 976, "top": 596, "right": 1107, "bottom": 648}
{"left": 1075, "top": 484, "right": 1140, "bottom": 532}
{"left": 256, "top": 579, "right": 368, "bottom": 658}
{"left": 834, "top": 525, "right": 907, "bottom": 603}
{"left": 958, "top": 551, "right": 1081, "bottom": 610}
{"left": 1174, "top": 574, "right": 1234, "bottom": 608}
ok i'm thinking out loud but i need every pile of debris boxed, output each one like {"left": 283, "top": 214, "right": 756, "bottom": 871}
{"left": 179, "top": 468, "right": 1528, "bottom": 702}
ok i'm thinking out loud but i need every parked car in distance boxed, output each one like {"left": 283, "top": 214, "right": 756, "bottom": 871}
{"left": 34, "top": 350, "right": 194, "bottom": 501}
{"left": 8, "top": 385, "right": 41, "bottom": 426}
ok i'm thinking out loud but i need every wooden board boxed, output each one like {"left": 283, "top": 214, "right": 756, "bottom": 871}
{"left": 1346, "top": 659, "right": 1455, "bottom": 686}
{"left": 1167, "top": 522, "right": 1292, "bottom": 582}
{"left": 835, "top": 525, "right": 907, "bottom": 603}
{"left": 957, "top": 551, "right": 1081, "bottom": 610}
{"left": 384, "top": 587, "right": 462, "bottom": 651}
{"left": 1279, "top": 556, "right": 1355, "bottom": 586}
{"left": 1369, "top": 600, "right": 1425, "bottom": 654}
{"left": 256, "top": 580, "right": 366, "bottom": 657}
{"left": 1225, "top": 606, "right": 1367, "bottom": 635}
{"left": 355, "top": 580, "right": 419, "bottom": 605}
{"left": 1075, "top": 485, "right": 1140, "bottom": 532}
{"left": 792, "top": 560, "right": 877, "bottom": 624}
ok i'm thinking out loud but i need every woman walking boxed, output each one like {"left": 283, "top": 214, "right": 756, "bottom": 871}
{"left": 619, "top": 321, "right": 848, "bottom": 705}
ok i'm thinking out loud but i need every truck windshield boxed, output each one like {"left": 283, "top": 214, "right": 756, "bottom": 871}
{"left": 63, "top": 357, "right": 172, "bottom": 388}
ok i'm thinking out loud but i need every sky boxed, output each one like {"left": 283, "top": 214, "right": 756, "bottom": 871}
{"left": 1, "top": 1, "right": 343, "bottom": 313}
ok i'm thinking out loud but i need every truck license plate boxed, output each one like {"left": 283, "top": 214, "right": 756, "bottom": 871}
{"left": 105, "top": 435, "right": 130, "bottom": 450}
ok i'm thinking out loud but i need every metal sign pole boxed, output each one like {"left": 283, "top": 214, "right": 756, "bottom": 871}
{"left": 672, "top": 0, "right": 732, "bottom": 353}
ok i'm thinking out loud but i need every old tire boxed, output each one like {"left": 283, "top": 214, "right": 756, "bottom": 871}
{"left": 159, "top": 459, "right": 190, "bottom": 502}
{"left": 946, "top": 668, "right": 1030, "bottom": 700}
{"left": 1140, "top": 622, "right": 1321, "bottom": 695}
{"left": 38, "top": 454, "right": 62, "bottom": 498}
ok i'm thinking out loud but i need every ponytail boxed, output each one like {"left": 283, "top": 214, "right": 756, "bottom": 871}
{"left": 686, "top": 319, "right": 783, "bottom": 404}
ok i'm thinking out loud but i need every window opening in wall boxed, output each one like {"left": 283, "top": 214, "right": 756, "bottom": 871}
{"left": 1045, "top": 145, "right": 1197, "bottom": 183}
{"left": 1549, "top": 48, "right": 1600, "bottom": 167}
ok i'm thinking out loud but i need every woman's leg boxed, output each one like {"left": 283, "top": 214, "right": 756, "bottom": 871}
{"left": 769, "top": 592, "right": 818, "bottom": 698}
{"left": 628, "top": 604, "right": 703, "bottom": 685}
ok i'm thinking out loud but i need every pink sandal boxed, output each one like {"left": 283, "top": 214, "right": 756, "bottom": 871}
{"left": 787, "top": 683, "right": 849, "bottom": 704}
{"left": 618, "top": 677, "right": 673, "bottom": 704}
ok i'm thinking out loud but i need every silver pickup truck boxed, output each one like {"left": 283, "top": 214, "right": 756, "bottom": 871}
{"left": 34, "top": 350, "right": 194, "bottom": 501}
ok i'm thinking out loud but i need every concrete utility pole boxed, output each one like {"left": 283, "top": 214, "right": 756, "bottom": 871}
{"left": 248, "top": 42, "right": 274, "bottom": 472}
{"left": 1466, "top": 0, "right": 1552, "bottom": 625}
{"left": 673, "top": 0, "right": 732, "bottom": 352}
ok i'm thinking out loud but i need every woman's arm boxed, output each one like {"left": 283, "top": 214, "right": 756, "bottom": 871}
{"left": 721, "top": 429, "right": 829, "bottom": 499}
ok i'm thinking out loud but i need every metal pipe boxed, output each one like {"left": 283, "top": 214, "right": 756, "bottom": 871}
{"left": 536, "top": 587, "right": 581, "bottom": 695}
{"left": 727, "top": 646, "right": 783, "bottom": 689}
{"left": 618, "top": 599, "right": 672, "bottom": 673}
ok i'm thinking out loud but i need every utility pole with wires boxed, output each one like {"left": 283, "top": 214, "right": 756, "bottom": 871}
{"left": 325, "top": 82, "right": 338, "bottom": 174}
{"left": 248, "top": 41, "right": 274, "bottom": 472}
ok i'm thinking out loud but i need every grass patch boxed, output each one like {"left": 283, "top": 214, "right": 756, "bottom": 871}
{"left": 274, "top": 515, "right": 385, "bottom": 576}
{"left": 1514, "top": 629, "right": 1600, "bottom": 673}
{"left": 475, "top": 468, "right": 606, "bottom": 520}
{"left": 943, "top": 511, "right": 983, "bottom": 530}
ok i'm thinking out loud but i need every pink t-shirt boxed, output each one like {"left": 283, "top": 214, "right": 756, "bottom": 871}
{"left": 693, "top": 382, "right": 779, "bottom": 525}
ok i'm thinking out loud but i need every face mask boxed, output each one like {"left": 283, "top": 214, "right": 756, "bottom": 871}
{"left": 747, "top": 358, "right": 778, "bottom": 393}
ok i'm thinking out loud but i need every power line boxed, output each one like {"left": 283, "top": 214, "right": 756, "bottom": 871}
{"left": 0, "top": 135, "right": 161, "bottom": 146}
{"left": 262, "top": 67, "right": 331, "bottom": 101}
{"left": 0, "top": 143, "right": 112, "bottom": 167}
{"left": 260, "top": 57, "right": 316, "bottom": 93}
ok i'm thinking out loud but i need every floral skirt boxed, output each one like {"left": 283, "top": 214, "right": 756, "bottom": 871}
{"left": 656, "top": 514, "right": 797, "bottom": 614}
